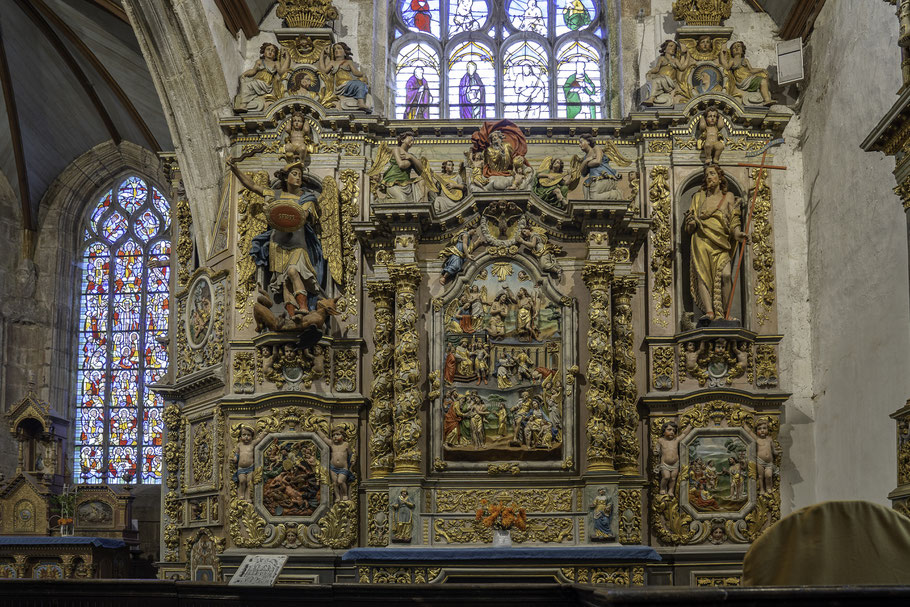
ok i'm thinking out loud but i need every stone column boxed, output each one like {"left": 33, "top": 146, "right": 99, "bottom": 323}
{"left": 367, "top": 281, "right": 395, "bottom": 478}
{"left": 389, "top": 264, "right": 422, "bottom": 474}
{"left": 612, "top": 275, "right": 640, "bottom": 475}
{"left": 583, "top": 261, "right": 616, "bottom": 472}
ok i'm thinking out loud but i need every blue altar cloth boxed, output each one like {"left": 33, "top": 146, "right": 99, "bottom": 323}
{"left": 342, "top": 546, "right": 661, "bottom": 563}
{"left": 0, "top": 536, "right": 126, "bottom": 549}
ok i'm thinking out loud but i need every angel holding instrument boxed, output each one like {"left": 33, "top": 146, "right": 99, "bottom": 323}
{"left": 228, "top": 158, "right": 335, "bottom": 315}
{"left": 532, "top": 157, "right": 581, "bottom": 208}
{"left": 576, "top": 134, "right": 633, "bottom": 200}
{"left": 427, "top": 160, "right": 468, "bottom": 214}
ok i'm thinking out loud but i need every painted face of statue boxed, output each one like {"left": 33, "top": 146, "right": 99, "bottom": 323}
{"left": 333, "top": 44, "right": 346, "bottom": 60}
{"left": 756, "top": 422, "right": 769, "bottom": 438}
{"left": 706, "top": 110, "right": 718, "bottom": 125}
{"left": 731, "top": 42, "right": 745, "bottom": 57}
{"left": 264, "top": 44, "right": 277, "bottom": 60}
{"left": 287, "top": 167, "right": 303, "bottom": 188}
{"left": 665, "top": 41, "right": 677, "bottom": 56}
{"left": 578, "top": 137, "right": 590, "bottom": 152}
{"left": 491, "top": 131, "right": 504, "bottom": 147}
{"left": 697, "top": 36, "right": 711, "bottom": 53}
{"left": 552, "top": 159, "right": 564, "bottom": 172}
{"left": 240, "top": 428, "right": 254, "bottom": 443}
{"left": 705, "top": 166, "right": 720, "bottom": 189}
{"left": 442, "top": 160, "right": 454, "bottom": 174}
{"left": 663, "top": 425, "right": 676, "bottom": 439}
{"left": 292, "top": 115, "right": 304, "bottom": 130}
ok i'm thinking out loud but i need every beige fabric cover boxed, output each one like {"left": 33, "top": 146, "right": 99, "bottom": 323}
{"left": 742, "top": 500, "right": 910, "bottom": 586}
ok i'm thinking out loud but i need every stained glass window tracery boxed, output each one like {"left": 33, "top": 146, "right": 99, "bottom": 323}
{"left": 74, "top": 175, "right": 170, "bottom": 484}
{"left": 393, "top": 0, "right": 609, "bottom": 119}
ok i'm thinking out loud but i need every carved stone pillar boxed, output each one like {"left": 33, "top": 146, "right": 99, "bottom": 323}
{"left": 612, "top": 275, "right": 640, "bottom": 475}
{"left": 583, "top": 261, "right": 616, "bottom": 472}
{"left": 389, "top": 264, "right": 422, "bottom": 474}
{"left": 367, "top": 281, "right": 395, "bottom": 478}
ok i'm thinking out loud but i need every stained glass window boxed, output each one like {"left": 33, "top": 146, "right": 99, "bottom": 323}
{"left": 74, "top": 175, "right": 170, "bottom": 484}
{"left": 393, "top": 0, "right": 609, "bottom": 119}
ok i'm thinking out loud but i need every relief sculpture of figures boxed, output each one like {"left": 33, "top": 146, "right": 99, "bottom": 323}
{"left": 391, "top": 489, "right": 415, "bottom": 542}
{"left": 719, "top": 41, "right": 774, "bottom": 106}
{"left": 228, "top": 158, "right": 338, "bottom": 333}
{"left": 234, "top": 42, "right": 291, "bottom": 112}
{"left": 317, "top": 42, "right": 371, "bottom": 112}
{"left": 684, "top": 163, "right": 747, "bottom": 322}
{"left": 589, "top": 488, "right": 615, "bottom": 541}
{"left": 655, "top": 421, "right": 691, "bottom": 496}
{"left": 469, "top": 120, "right": 534, "bottom": 191}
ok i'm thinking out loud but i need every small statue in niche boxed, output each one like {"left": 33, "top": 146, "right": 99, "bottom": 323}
{"left": 517, "top": 227, "right": 562, "bottom": 278}
{"left": 438, "top": 227, "right": 484, "bottom": 285}
{"left": 370, "top": 131, "right": 428, "bottom": 203}
{"left": 429, "top": 160, "right": 467, "bottom": 214}
{"left": 683, "top": 163, "right": 747, "bottom": 322}
{"left": 576, "top": 134, "right": 632, "bottom": 200}
{"left": 589, "top": 488, "right": 615, "bottom": 541}
{"left": 719, "top": 41, "right": 774, "bottom": 106}
{"left": 234, "top": 424, "right": 265, "bottom": 502}
{"left": 744, "top": 416, "right": 778, "bottom": 494}
{"left": 315, "top": 427, "right": 354, "bottom": 502}
{"left": 234, "top": 42, "right": 291, "bottom": 113}
{"left": 317, "top": 42, "right": 371, "bottom": 112}
{"left": 533, "top": 157, "right": 580, "bottom": 208}
{"left": 391, "top": 489, "right": 415, "bottom": 542}
{"left": 643, "top": 40, "right": 686, "bottom": 107}
{"left": 283, "top": 111, "right": 314, "bottom": 165}
{"left": 696, "top": 107, "right": 726, "bottom": 164}
{"left": 655, "top": 420, "right": 692, "bottom": 496}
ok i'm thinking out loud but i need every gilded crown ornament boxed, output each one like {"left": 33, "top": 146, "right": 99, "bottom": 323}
{"left": 672, "top": 0, "right": 732, "bottom": 26}
{"left": 276, "top": 0, "right": 339, "bottom": 28}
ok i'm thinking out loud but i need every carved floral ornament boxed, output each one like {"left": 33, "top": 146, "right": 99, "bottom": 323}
{"left": 673, "top": 0, "right": 733, "bottom": 27}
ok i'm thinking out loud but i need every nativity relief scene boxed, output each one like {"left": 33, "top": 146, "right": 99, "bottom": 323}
{"left": 18, "top": 0, "right": 890, "bottom": 593}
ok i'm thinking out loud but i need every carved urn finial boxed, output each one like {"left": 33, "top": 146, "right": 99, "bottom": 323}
{"left": 672, "top": 0, "right": 733, "bottom": 27}
{"left": 276, "top": 0, "right": 339, "bottom": 29}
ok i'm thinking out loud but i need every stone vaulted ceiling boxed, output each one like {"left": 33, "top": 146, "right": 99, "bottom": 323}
{"left": 0, "top": 0, "right": 172, "bottom": 231}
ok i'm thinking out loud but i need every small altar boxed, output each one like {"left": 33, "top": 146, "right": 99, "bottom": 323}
{"left": 0, "top": 536, "right": 130, "bottom": 579}
{"left": 342, "top": 545, "right": 660, "bottom": 585}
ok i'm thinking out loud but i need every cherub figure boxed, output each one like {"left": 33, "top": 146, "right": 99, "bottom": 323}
{"left": 508, "top": 155, "right": 534, "bottom": 190}
{"left": 316, "top": 427, "right": 355, "bottom": 502}
{"left": 283, "top": 111, "right": 313, "bottom": 164}
{"left": 654, "top": 421, "right": 692, "bottom": 496}
{"left": 697, "top": 107, "right": 725, "bottom": 165}
{"left": 681, "top": 341, "right": 704, "bottom": 376}
{"left": 234, "top": 425, "right": 265, "bottom": 502}
{"left": 744, "top": 417, "right": 778, "bottom": 494}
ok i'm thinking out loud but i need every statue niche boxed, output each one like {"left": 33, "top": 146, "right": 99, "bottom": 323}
{"left": 439, "top": 259, "right": 565, "bottom": 462}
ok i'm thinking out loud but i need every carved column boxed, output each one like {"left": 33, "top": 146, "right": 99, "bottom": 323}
{"left": 583, "top": 261, "right": 616, "bottom": 472}
{"left": 389, "top": 264, "right": 422, "bottom": 474}
{"left": 367, "top": 281, "right": 395, "bottom": 478}
{"left": 612, "top": 275, "right": 640, "bottom": 475}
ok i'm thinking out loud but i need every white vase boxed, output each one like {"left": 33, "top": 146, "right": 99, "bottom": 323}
{"left": 492, "top": 528, "right": 512, "bottom": 547}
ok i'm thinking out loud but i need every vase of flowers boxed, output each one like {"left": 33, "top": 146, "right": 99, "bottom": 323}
{"left": 475, "top": 499, "right": 527, "bottom": 547}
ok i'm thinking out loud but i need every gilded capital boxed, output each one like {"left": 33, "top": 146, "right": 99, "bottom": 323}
{"left": 672, "top": 0, "right": 732, "bottom": 26}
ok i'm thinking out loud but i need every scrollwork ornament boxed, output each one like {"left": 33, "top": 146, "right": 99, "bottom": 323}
{"left": 894, "top": 174, "right": 910, "bottom": 210}
{"left": 435, "top": 488, "right": 573, "bottom": 513}
{"left": 673, "top": 0, "right": 732, "bottom": 26}
{"left": 235, "top": 173, "right": 269, "bottom": 330}
{"left": 652, "top": 346, "right": 675, "bottom": 390}
{"left": 368, "top": 492, "right": 390, "bottom": 547}
{"left": 583, "top": 261, "right": 616, "bottom": 471}
{"left": 176, "top": 198, "right": 193, "bottom": 287}
{"left": 339, "top": 169, "right": 361, "bottom": 321}
{"left": 618, "top": 489, "right": 642, "bottom": 544}
{"left": 648, "top": 166, "right": 672, "bottom": 326}
{"left": 750, "top": 168, "right": 776, "bottom": 325}
{"left": 333, "top": 349, "right": 357, "bottom": 393}
{"left": 648, "top": 139, "right": 673, "bottom": 154}
{"left": 233, "top": 352, "right": 255, "bottom": 394}
{"left": 389, "top": 265, "right": 423, "bottom": 473}
{"left": 612, "top": 275, "right": 640, "bottom": 474}
{"left": 313, "top": 499, "right": 358, "bottom": 548}
{"left": 755, "top": 344, "right": 779, "bottom": 388}
{"left": 192, "top": 421, "right": 213, "bottom": 485}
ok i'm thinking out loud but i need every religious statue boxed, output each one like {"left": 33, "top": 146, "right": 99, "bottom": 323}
{"left": 683, "top": 163, "right": 747, "bottom": 321}
{"left": 517, "top": 227, "right": 562, "bottom": 278}
{"left": 533, "top": 157, "right": 580, "bottom": 208}
{"left": 655, "top": 420, "right": 692, "bottom": 496}
{"left": 744, "top": 417, "right": 778, "bottom": 495}
{"left": 228, "top": 159, "right": 330, "bottom": 318}
{"left": 643, "top": 40, "right": 686, "bottom": 107}
{"left": 391, "top": 489, "right": 415, "bottom": 542}
{"left": 458, "top": 61, "right": 486, "bottom": 119}
{"left": 720, "top": 41, "right": 774, "bottom": 106}
{"left": 576, "top": 134, "right": 632, "bottom": 200}
{"left": 315, "top": 427, "right": 354, "bottom": 502}
{"left": 234, "top": 42, "right": 291, "bottom": 112}
{"left": 317, "top": 42, "right": 371, "bottom": 112}
{"left": 438, "top": 227, "right": 484, "bottom": 285}
{"left": 403, "top": 67, "right": 432, "bottom": 119}
{"left": 696, "top": 107, "right": 726, "bottom": 164}
{"left": 283, "top": 111, "right": 314, "bottom": 165}
{"left": 469, "top": 120, "right": 533, "bottom": 191}
{"left": 234, "top": 425, "right": 265, "bottom": 502}
{"left": 369, "top": 131, "right": 428, "bottom": 203}
{"left": 589, "top": 488, "right": 615, "bottom": 540}
{"left": 429, "top": 160, "right": 467, "bottom": 214}
{"left": 443, "top": 390, "right": 466, "bottom": 446}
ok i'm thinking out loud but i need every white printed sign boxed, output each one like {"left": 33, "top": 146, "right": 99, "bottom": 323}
{"left": 228, "top": 554, "right": 288, "bottom": 586}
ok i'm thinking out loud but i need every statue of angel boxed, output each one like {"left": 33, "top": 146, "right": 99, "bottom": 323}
{"left": 576, "top": 134, "right": 634, "bottom": 200}
{"left": 532, "top": 157, "right": 581, "bottom": 208}
{"left": 367, "top": 132, "right": 428, "bottom": 203}
{"left": 517, "top": 226, "right": 562, "bottom": 278}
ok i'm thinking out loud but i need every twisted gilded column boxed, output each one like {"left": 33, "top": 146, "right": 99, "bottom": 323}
{"left": 389, "top": 264, "right": 422, "bottom": 473}
{"left": 612, "top": 275, "right": 640, "bottom": 475}
{"left": 583, "top": 261, "right": 616, "bottom": 472}
{"left": 367, "top": 281, "right": 395, "bottom": 477}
